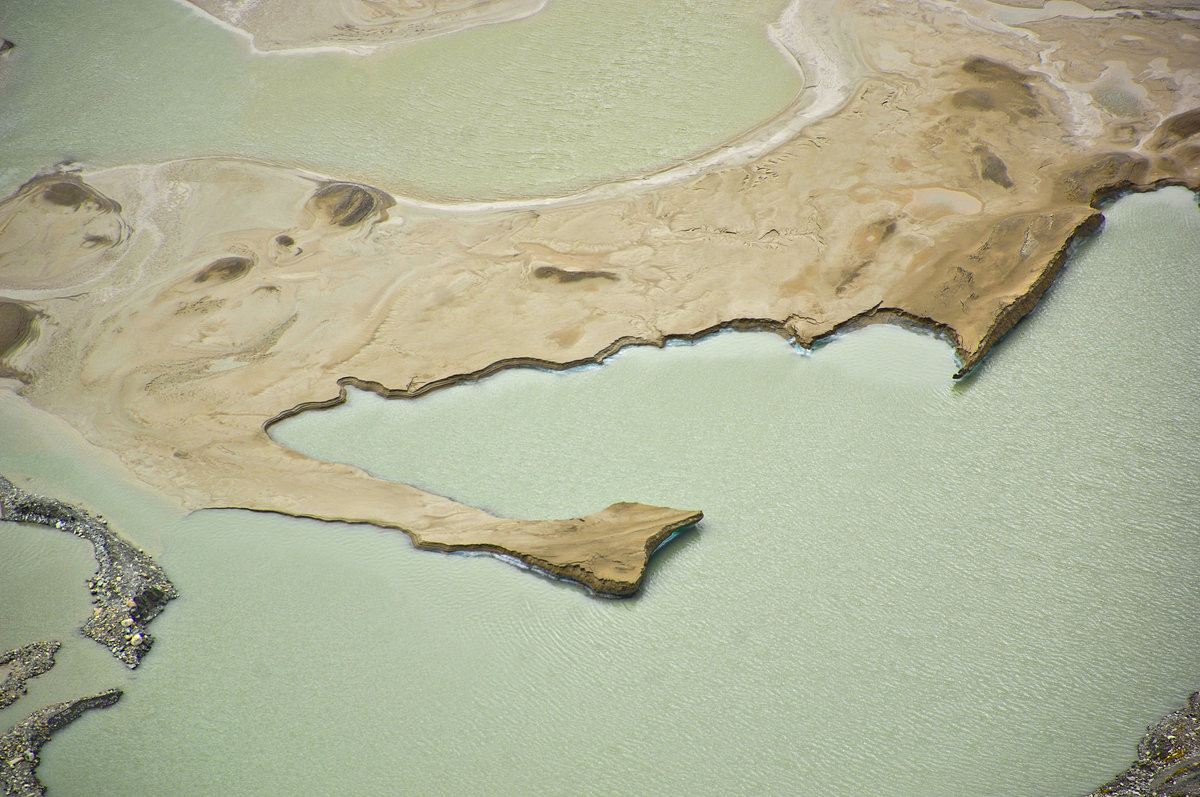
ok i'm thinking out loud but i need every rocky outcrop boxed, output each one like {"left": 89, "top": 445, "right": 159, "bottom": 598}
{"left": 0, "top": 690, "right": 121, "bottom": 797}
{"left": 1, "top": 2, "right": 1197, "bottom": 598}
{"left": 0, "top": 477, "right": 177, "bottom": 667}
{"left": 0, "top": 643, "right": 57, "bottom": 710}
{"left": 1086, "top": 691, "right": 1200, "bottom": 797}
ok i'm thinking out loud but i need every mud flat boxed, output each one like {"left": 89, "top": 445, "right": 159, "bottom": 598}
{"left": 0, "top": 0, "right": 1198, "bottom": 594}
{"left": 0, "top": 690, "right": 122, "bottom": 797}
{"left": 0, "top": 477, "right": 177, "bottom": 667}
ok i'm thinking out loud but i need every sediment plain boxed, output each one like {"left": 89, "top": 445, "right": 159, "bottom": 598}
{"left": 1, "top": 0, "right": 1199, "bottom": 595}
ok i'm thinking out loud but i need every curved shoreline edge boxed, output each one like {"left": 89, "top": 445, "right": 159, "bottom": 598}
{"left": 0, "top": 476, "right": 178, "bottom": 668}
{"left": 259, "top": 179, "right": 1190, "bottom": 428}
{"left": 153, "top": 0, "right": 839, "bottom": 213}
{"left": 0, "top": 689, "right": 122, "bottom": 797}
{"left": 1085, "top": 691, "right": 1200, "bottom": 797}
{"left": 0, "top": 643, "right": 58, "bottom": 711}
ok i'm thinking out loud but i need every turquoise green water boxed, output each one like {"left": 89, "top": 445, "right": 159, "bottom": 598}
{"left": 0, "top": 188, "right": 1189, "bottom": 796}
{"left": 0, "top": 0, "right": 797, "bottom": 200}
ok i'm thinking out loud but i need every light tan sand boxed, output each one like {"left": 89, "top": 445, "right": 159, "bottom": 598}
{"left": 2, "top": 0, "right": 1199, "bottom": 594}
{"left": 183, "top": 0, "right": 547, "bottom": 53}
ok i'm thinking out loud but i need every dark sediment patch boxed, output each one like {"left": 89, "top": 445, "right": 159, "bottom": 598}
{"left": 0, "top": 689, "right": 122, "bottom": 796}
{"left": 1148, "top": 108, "right": 1200, "bottom": 152}
{"left": 306, "top": 182, "right": 394, "bottom": 228}
{"left": 954, "top": 57, "right": 1042, "bottom": 119}
{"left": 81, "top": 233, "right": 115, "bottom": 249}
{"left": 962, "top": 56, "right": 1028, "bottom": 84}
{"left": 1084, "top": 690, "right": 1200, "bottom": 797}
{"left": 974, "top": 145, "right": 1013, "bottom": 188}
{"left": 533, "top": 265, "right": 619, "bottom": 283}
{"left": 34, "top": 176, "right": 121, "bottom": 215}
{"left": 0, "top": 303, "right": 36, "bottom": 382}
{"left": 952, "top": 88, "right": 994, "bottom": 111}
{"left": 194, "top": 255, "right": 254, "bottom": 284}
{"left": 0, "top": 476, "right": 178, "bottom": 669}
{"left": 0, "top": 303, "right": 35, "bottom": 361}
{"left": 0, "top": 642, "right": 58, "bottom": 710}
{"left": 40, "top": 182, "right": 91, "bottom": 208}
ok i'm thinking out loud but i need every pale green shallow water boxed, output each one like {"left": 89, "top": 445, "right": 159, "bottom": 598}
{"left": 0, "top": 1, "right": 1198, "bottom": 794}
{"left": 0, "top": 0, "right": 797, "bottom": 200}
{"left": 0, "top": 188, "right": 1188, "bottom": 797}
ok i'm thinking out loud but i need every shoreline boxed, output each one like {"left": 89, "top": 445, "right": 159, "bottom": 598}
{"left": 0, "top": 476, "right": 178, "bottom": 668}
{"left": 0, "top": 690, "right": 122, "bottom": 797}
{"left": 2, "top": 1, "right": 1199, "bottom": 596}
{"left": 261, "top": 179, "right": 1191, "bottom": 435}
{"left": 1085, "top": 691, "right": 1200, "bottom": 797}
{"left": 0, "top": 643, "right": 58, "bottom": 711}
{"left": 72, "top": 0, "right": 831, "bottom": 215}
{"left": 1, "top": 0, "right": 1200, "bottom": 793}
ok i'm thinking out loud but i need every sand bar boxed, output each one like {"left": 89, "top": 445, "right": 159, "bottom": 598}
{"left": 1, "top": 0, "right": 1199, "bottom": 595}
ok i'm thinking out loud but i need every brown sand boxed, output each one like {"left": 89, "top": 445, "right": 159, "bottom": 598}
{"left": 1, "top": 1, "right": 1198, "bottom": 594}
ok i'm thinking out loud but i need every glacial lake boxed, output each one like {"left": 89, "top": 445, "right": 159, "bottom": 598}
{"left": 1, "top": 0, "right": 1199, "bottom": 792}
{"left": 0, "top": 188, "right": 1191, "bottom": 796}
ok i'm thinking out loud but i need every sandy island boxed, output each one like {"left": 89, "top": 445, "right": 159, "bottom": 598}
{"left": 1, "top": 0, "right": 1199, "bottom": 598}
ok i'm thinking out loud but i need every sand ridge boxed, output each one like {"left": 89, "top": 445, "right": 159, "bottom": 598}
{"left": 1, "top": 0, "right": 1199, "bottom": 595}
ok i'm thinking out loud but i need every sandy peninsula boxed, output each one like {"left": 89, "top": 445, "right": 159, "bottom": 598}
{"left": 1, "top": 0, "right": 1199, "bottom": 596}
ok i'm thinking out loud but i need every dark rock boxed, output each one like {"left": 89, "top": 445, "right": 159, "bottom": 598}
{"left": 0, "top": 689, "right": 122, "bottom": 796}
{"left": 1085, "top": 691, "right": 1200, "bottom": 796}
{"left": 0, "top": 476, "right": 178, "bottom": 668}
